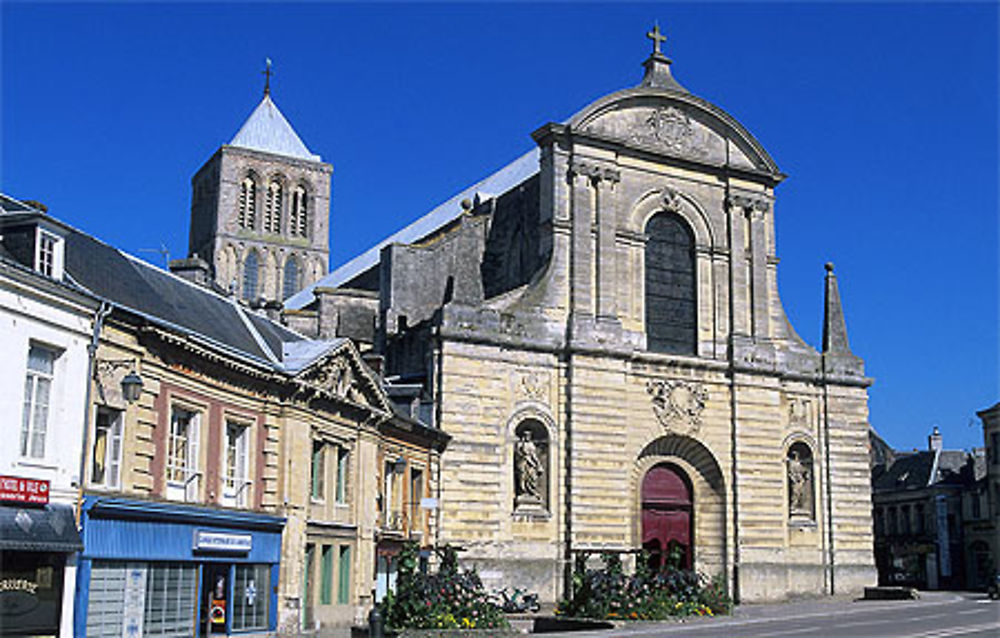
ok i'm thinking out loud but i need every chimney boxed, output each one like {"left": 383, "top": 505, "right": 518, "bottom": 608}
{"left": 169, "top": 253, "right": 212, "bottom": 288}
{"left": 928, "top": 426, "right": 943, "bottom": 452}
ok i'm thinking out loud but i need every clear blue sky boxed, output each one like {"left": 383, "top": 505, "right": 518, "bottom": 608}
{"left": 3, "top": 3, "right": 997, "bottom": 452}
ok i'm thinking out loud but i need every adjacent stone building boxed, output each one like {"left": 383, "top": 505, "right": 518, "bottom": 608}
{"left": 287, "top": 29, "right": 877, "bottom": 602}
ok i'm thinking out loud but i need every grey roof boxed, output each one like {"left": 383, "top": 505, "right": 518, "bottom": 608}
{"left": 230, "top": 94, "right": 321, "bottom": 162}
{"left": 0, "top": 196, "right": 307, "bottom": 369}
{"left": 285, "top": 147, "right": 540, "bottom": 309}
{"left": 64, "top": 230, "right": 301, "bottom": 366}
{"left": 872, "top": 448, "right": 973, "bottom": 492}
{"left": 0, "top": 193, "right": 41, "bottom": 214}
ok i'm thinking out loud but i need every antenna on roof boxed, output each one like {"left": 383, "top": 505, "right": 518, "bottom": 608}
{"left": 138, "top": 243, "right": 170, "bottom": 267}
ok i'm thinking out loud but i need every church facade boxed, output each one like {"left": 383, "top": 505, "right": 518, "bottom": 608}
{"left": 288, "top": 29, "right": 877, "bottom": 603}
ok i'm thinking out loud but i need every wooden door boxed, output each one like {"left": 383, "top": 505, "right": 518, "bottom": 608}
{"left": 641, "top": 464, "right": 693, "bottom": 570}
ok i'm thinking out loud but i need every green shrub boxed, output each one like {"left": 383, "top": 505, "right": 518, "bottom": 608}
{"left": 556, "top": 551, "right": 730, "bottom": 621}
{"left": 380, "top": 543, "right": 509, "bottom": 630}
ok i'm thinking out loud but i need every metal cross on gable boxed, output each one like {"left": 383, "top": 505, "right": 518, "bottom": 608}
{"left": 262, "top": 57, "right": 274, "bottom": 95}
{"left": 647, "top": 22, "right": 667, "bottom": 56}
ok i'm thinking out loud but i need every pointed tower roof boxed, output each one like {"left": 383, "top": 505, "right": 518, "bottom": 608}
{"left": 822, "top": 262, "right": 852, "bottom": 354}
{"left": 230, "top": 93, "right": 321, "bottom": 162}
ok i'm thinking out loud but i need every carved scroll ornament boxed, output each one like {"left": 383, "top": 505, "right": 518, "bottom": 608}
{"left": 647, "top": 379, "right": 708, "bottom": 435}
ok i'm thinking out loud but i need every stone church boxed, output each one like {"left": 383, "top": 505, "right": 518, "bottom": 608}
{"left": 186, "top": 28, "right": 876, "bottom": 603}
{"left": 281, "top": 27, "right": 877, "bottom": 603}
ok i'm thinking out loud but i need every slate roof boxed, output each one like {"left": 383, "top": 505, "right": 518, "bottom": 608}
{"left": 284, "top": 148, "right": 540, "bottom": 310}
{"left": 230, "top": 94, "right": 321, "bottom": 162}
{"left": 872, "top": 448, "right": 973, "bottom": 492}
{"left": 0, "top": 197, "right": 317, "bottom": 370}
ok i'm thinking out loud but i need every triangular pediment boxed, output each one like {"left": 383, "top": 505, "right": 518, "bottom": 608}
{"left": 295, "top": 341, "right": 391, "bottom": 414}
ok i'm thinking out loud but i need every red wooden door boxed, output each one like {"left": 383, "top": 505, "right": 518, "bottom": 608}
{"left": 641, "top": 464, "right": 692, "bottom": 570}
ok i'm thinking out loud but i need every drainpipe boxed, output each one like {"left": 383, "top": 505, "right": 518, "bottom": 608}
{"left": 76, "top": 301, "right": 112, "bottom": 525}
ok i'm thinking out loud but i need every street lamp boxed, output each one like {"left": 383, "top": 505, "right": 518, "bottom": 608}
{"left": 121, "top": 371, "right": 143, "bottom": 403}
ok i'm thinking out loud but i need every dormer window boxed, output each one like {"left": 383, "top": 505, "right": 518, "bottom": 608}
{"left": 35, "top": 227, "right": 64, "bottom": 279}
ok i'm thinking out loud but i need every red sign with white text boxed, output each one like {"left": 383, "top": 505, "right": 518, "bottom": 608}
{"left": 0, "top": 476, "right": 49, "bottom": 505}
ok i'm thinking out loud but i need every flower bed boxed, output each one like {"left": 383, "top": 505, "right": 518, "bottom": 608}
{"left": 380, "top": 543, "right": 509, "bottom": 631}
{"left": 555, "top": 551, "right": 731, "bottom": 621}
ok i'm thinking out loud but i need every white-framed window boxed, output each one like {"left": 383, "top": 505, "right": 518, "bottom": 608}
{"left": 335, "top": 445, "right": 349, "bottom": 504}
{"left": 166, "top": 407, "right": 200, "bottom": 501}
{"left": 311, "top": 440, "right": 325, "bottom": 501}
{"left": 92, "top": 407, "right": 123, "bottom": 488}
{"left": 21, "top": 343, "right": 59, "bottom": 459}
{"left": 223, "top": 421, "right": 250, "bottom": 507}
{"left": 37, "top": 231, "right": 56, "bottom": 276}
{"left": 409, "top": 466, "right": 424, "bottom": 534}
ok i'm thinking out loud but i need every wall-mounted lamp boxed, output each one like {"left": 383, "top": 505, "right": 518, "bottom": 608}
{"left": 121, "top": 371, "right": 144, "bottom": 403}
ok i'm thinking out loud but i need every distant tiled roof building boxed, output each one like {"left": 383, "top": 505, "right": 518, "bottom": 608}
{"left": 870, "top": 425, "right": 992, "bottom": 589}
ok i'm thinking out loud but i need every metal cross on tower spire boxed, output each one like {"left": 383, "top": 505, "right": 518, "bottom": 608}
{"left": 262, "top": 58, "right": 274, "bottom": 96}
{"left": 647, "top": 23, "right": 667, "bottom": 57}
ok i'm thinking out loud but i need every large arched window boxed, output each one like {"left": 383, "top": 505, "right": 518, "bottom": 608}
{"left": 264, "top": 180, "right": 283, "bottom": 234}
{"left": 238, "top": 177, "right": 257, "bottom": 229}
{"left": 290, "top": 185, "right": 308, "bottom": 237}
{"left": 283, "top": 256, "right": 299, "bottom": 300}
{"left": 242, "top": 250, "right": 259, "bottom": 301}
{"left": 644, "top": 212, "right": 696, "bottom": 355}
{"left": 513, "top": 419, "right": 549, "bottom": 512}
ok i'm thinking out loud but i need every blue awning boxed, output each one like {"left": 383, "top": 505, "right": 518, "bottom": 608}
{"left": 0, "top": 503, "right": 82, "bottom": 553}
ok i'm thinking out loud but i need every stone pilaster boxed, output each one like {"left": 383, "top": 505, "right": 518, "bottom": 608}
{"left": 594, "top": 169, "right": 620, "bottom": 320}
{"left": 568, "top": 162, "right": 595, "bottom": 317}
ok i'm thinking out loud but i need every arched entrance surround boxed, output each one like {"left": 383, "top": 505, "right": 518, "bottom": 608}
{"left": 633, "top": 435, "right": 726, "bottom": 576}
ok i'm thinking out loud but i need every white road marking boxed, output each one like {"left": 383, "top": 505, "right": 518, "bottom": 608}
{"left": 910, "top": 621, "right": 1000, "bottom": 638}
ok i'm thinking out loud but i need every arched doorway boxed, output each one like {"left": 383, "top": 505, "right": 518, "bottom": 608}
{"left": 641, "top": 463, "right": 693, "bottom": 571}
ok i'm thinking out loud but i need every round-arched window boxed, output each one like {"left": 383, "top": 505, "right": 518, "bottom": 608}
{"left": 644, "top": 212, "right": 696, "bottom": 355}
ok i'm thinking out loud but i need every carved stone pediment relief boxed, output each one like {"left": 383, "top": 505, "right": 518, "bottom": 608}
{"left": 647, "top": 379, "right": 708, "bottom": 435}
{"left": 582, "top": 106, "right": 757, "bottom": 169}
{"left": 300, "top": 355, "right": 370, "bottom": 406}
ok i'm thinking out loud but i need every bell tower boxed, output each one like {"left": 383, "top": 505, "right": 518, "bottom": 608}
{"left": 186, "top": 61, "right": 331, "bottom": 304}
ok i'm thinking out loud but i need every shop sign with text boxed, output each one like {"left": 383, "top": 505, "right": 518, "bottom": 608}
{"left": 192, "top": 530, "right": 252, "bottom": 553}
{"left": 0, "top": 476, "right": 49, "bottom": 505}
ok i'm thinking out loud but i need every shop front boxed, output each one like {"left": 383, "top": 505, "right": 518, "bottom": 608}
{"left": 75, "top": 497, "right": 283, "bottom": 637}
{"left": 0, "top": 477, "right": 82, "bottom": 637}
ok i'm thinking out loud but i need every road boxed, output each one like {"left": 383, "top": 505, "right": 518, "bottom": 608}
{"left": 569, "top": 592, "right": 999, "bottom": 638}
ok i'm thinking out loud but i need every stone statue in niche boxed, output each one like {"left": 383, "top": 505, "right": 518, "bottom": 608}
{"left": 514, "top": 430, "right": 543, "bottom": 508}
{"left": 787, "top": 448, "right": 813, "bottom": 517}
